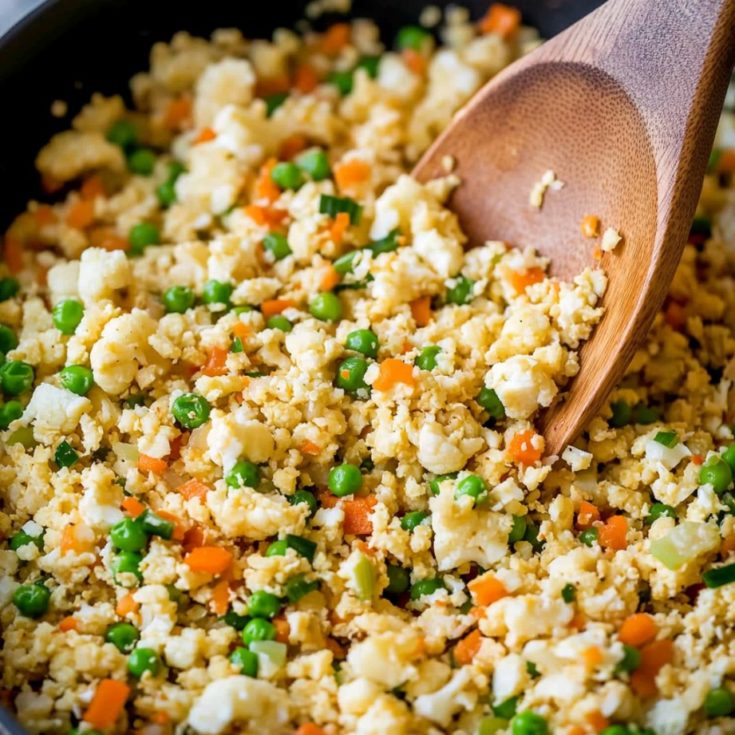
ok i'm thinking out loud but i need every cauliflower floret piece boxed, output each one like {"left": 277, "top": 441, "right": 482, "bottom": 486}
{"left": 206, "top": 410, "right": 274, "bottom": 471}
{"left": 346, "top": 629, "right": 423, "bottom": 689}
{"left": 413, "top": 667, "right": 477, "bottom": 727}
{"left": 46, "top": 261, "right": 80, "bottom": 303}
{"left": 78, "top": 464, "right": 125, "bottom": 530}
{"left": 21, "top": 383, "right": 92, "bottom": 444}
{"left": 486, "top": 355, "right": 558, "bottom": 420}
{"left": 430, "top": 481, "right": 509, "bottom": 570}
{"left": 187, "top": 676, "right": 290, "bottom": 735}
{"left": 416, "top": 420, "right": 484, "bottom": 474}
{"left": 194, "top": 58, "right": 256, "bottom": 127}
{"left": 78, "top": 248, "right": 131, "bottom": 304}
{"left": 36, "top": 130, "right": 125, "bottom": 182}
{"left": 285, "top": 323, "right": 342, "bottom": 371}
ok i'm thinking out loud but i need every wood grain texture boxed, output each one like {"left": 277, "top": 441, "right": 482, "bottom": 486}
{"left": 413, "top": 0, "right": 735, "bottom": 456}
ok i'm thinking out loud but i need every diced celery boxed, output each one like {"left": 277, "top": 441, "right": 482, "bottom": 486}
{"left": 353, "top": 553, "right": 375, "bottom": 600}
{"left": 477, "top": 716, "right": 508, "bottom": 735}
{"left": 650, "top": 521, "right": 720, "bottom": 570}
{"left": 249, "top": 639, "right": 287, "bottom": 673}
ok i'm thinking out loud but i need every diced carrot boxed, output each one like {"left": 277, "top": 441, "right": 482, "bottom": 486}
{"left": 60, "top": 525, "right": 94, "bottom": 555}
{"left": 84, "top": 679, "right": 130, "bottom": 729}
{"left": 582, "top": 646, "right": 604, "bottom": 670}
{"left": 470, "top": 606, "right": 487, "bottom": 620}
{"left": 317, "top": 488, "right": 339, "bottom": 509}
{"left": 468, "top": 573, "right": 508, "bottom": 606}
{"left": 630, "top": 639, "right": 674, "bottom": 697}
{"left": 183, "top": 525, "right": 206, "bottom": 552}
{"left": 373, "top": 358, "right": 415, "bottom": 391}
{"left": 98, "top": 233, "right": 129, "bottom": 252}
{"left": 137, "top": 454, "right": 168, "bottom": 476}
{"left": 630, "top": 669, "right": 658, "bottom": 698}
{"left": 568, "top": 727, "right": 586, "bottom": 735}
{"left": 692, "top": 454, "right": 704, "bottom": 465}
{"left": 243, "top": 203, "right": 288, "bottom": 230}
{"left": 300, "top": 440, "right": 321, "bottom": 456}
{"left": 58, "top": 616, "right": 78, "bottom": 632}
{"left": 163, "top": 95, "right": 192, "bottom": 130}
{"left": 593, "top": 246, "right": 603, "bottom": 261}
{"left": 202, "top": 346, "right": 228, "bottom": 377}
{"left": 255, "top": 74, "right": 291, "bottom": 97}
{"left": 410, "top": 296, "right": 432, "bottom": 327}
{"left": 65, "top": 200, "right": 95, "bottom": 230}
{"left": 121, "top": 497, "right": 146, "bottom": 518}
{"left": 261, "top": 299, "right": 296, "bottom": 318}
{"left": 318, "top": 264, "right": 341, "bottom": 292}
{"left": 255, "top": 157, "right": 281, "bottom": 203}
{"left": 320, "top": 23, "right": 350, "bottom": 55}
{"left": 479, "top": 3, "right": 522, "bottom": 38}
{"left": 185, "top": 546, "right": 233, "bottom": 575}
{"left": 295, "top": 724, "right": 327, "bottom": 735}
{"left": 334, "top": 159, "right": 371, "bottom": 192}
{"left": 211, "top": 579, "right": 230, "bottom": 615}
{"left": 508, "top": 267, "right": 544, "bottom": 294}
{"left": 3, "top": 234, "right": 24, "bottom": 274}
{"left": 35, "top": 265, "right": 48, "bottom": 287}
{"left": 80, "top": 175, "right": 106, "bottom": 200}
{"left": 598, "top": 515, "right": 628, "bottom": 550}
{"left": 293, "top": 64, "right": 319, "bottom": 93}
{"left": 167, "top": 433, "right": 186, "bottom": 462}
{"left": 569, "top": 611, "right": 587, "bottom": 630}
{"left": 194, "top": 127, "right": 216, "bottom": 144}
{"left": 619, "top": 613, "right": 657, "bottom": 647}
{"left": 178, "top": 479, "right": 210, "bottom": 502}
{"left": 454, "top": 628, "right": 483, "bottom": 666}
{"left": 232, "top": 322, "right": 251, "bottom": 340}
{"left": 717, "top": 149, "right": 735, "bottom": 174}
{"left": 664, "top": 300, "right": 687, "bottom": 330}
{"left": 577, "top": 500, "right": 600, "bottom": 528}
{"left": 402, "top": 49, "right": 428, "bottom": 75}
{"left": 152, "top": 711, "right": 170, "bottom": 726}
{"left": 329, "top": 211, "right": 350, "bottom": 245}
{"left": 279, "top": 133, "right": 308, "bottom": 161}
{"left": 156, "top": 510, "right": 186, "bottom": 541}
{"left": 116, "top": 593, "right": 140, "bottom": 617}
{"left": 580, "top": 214, "right": 601, "bottom": 238}
{"left": 273, "top": 616, "right": 290, "bottom": 643}
{"left": 34, "top": 205, "right": 57, "bottom": 227}
{"left": 585, "top": 710, "right": 609, "bottom": 733}
{"left": 355, "top": 539, "right": 376, "bottom": 556}
{"left": 507, "top": 429, "right": 544, "bottom": 465}
{"left": 342, "top": 496, "right": 377, "bottom": 535}
{"left": 722, "top": 532, "right": 735, "bottom": 557}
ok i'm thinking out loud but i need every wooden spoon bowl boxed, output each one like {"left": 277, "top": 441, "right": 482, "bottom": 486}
{"left": 414, "top": 0, "right": 735, "bottom": 455}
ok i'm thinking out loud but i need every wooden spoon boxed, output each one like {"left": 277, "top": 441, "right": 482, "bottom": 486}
{"left": 413, "top": 0, "right": 735, "bottom": 456}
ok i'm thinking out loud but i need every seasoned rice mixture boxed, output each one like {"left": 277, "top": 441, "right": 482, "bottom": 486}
{"left": 2, "top": 5, "right": 735, "bottom": 735}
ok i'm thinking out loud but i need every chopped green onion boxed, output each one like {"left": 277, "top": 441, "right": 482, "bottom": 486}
{"left": 654, "top": 431, "right": 678, "bottom": 448}
{"left": 703, "top": 562, "right": 735, "bottom": 588}
{"left": 319, "top": 194, "right": 362, "bottom": 225}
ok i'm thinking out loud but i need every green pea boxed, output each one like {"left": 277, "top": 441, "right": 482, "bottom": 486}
{"left": 0, "top": 400, "right": 23, "bottom": 429}
{"left": 105, "top": 622, "right": 140, "bottom": 653}
{"left": 113, "top": 551, "right": 143, "bottom": 586}
{"left": 328, "top": 463, "right": 363, "bottom": 497}
{"left": 477, "top": 387, "right": 505, "bottom": 421}
{"left": 55, "top": 440, "right": 79, "bottom": 468}
{"left": 609, "top": 400, "right": 632, "bottom": 427}
{"left": 110, "top": 518, "right": 149, "bottom": 552}
{"left": 295, "top": 149, "right": 331, "bottom": 181}
{"left": 396, "top": 25, "right": 431, "bottom": 51}
{"left": 356, "top": 55, "right": 380, "bottom": 79}
{"left": 230, "top": 646, "right": 259, "bottom": 677}
{"left": 59, "top": 365, "right": 94, "bottom": 396}
{"left": 13, "top": 582, "right": 50, "bottom": 618}
{"left": 107, "top": 119, "right": 138, "bottom": 149}
{"left": 0, "top": 277, "right": 19, "bottom": 304}
{"left": 415, "top": 345, "right": 441, "bottom": 371}
{"left": 127, "top": 647, "right": 161, "bottom": 678}
{"left": 242, "top": 618, "right": 276, "bottom": 645}
{"left": 446, "top": 275, "right": 474, "bottom": 305}
{"left": 0, "top": 360, "right": 34, "bottom": 396}
{"left": 171, "top": 392, "right": 210, "bottom": 429}
{"left": 508, "top": 515, "right": 527, "bottom": 543}
{"left": 335, "top": 356, "right": 369, "bottom": 395}
{"left": 401, "top": 511, "right": 429, "bottom": 531}
{"left": 248, "top": 590, "right": 281, "bottom": 619}
{"left": 645, "top": 502, "right": 677, "bottom": 524}
{"left": 492, "top": 696, "right": 518, "bottom": 720}
{"left": 510, "top": 711, "right": 548, "bottom": 735}
{"left": 310, "top": 292, "right": 342, "bottom": 321}
{"left": 128, "top": 222, "right": 160, "bottom": 255}
{"left": 328, "top": 70, "right": 354, "bottom": 96}
{"left": 226, "top": 460, "right": 260, "bottom": 489}
{"left": 704, "top": 686, "right": 735, "bottom": 717}
{"left": 580, "top": 528, "right": 599, "bottom": 546}
{"left": 52, "top": 299, "right": 84, "bottom": 335}
{"left": 266, "top": 315, "right": 293, "bottom": 332}
{"left": 265, "top": 539, "right": 288, "bottom": 557}
{"left": 289, "top": 489, "right": 318, "bottom": 517}
{"left": 202, "top": 279, "right": 233, "bottom": 306}
{"left": 264, "top": 92, "right": 288, "bottom": 117}
{"left": 699, "top": 457, "right": 733, "bottom": 494}
{"left": 345, "top": 329, "right": 378, "bottom": 358}
{"left": 599, "top": 727, "right": 630, "bottom": 735}
{"left": 723, "top": 444, "right": 735, "bottom": 474}
{"left": 561, "top": 583, "right": 576, "bottom": 603}
{"left": 386, "top": 564, "right": 410, "bottom": 595}
{"left": 284, "top": 573, "right": 319, "bottom": 603}
{"left": 9, "top": 529, "right": 43, "bottom": 552}
{"left": 0, "top": 325, "right": 18, "bottom": 354}
{"left": 156, "top": 180, "right": 177, "bottom": 208}
{"left": 455, "top": 474, "right": 487, "bottom": 505}
{"left": 428, "top": 473, "right": 456, "bottom": 495}
{"left": 410, "top": 577, "right": 445, "bottom": 600}
{"left": 162, "top": 285, "right": 195, "bottom": 314}
{"left": 271, "top": 161, "right": 304, "bottom": 190}
{"left": 616, "top": 644, "right": 641, "bottom": 673}
{"left": 263, "top": 232, "right": 292, "bottom": 260}
{"left": 127, "top": 148, "right": 156, "bottom": 176}
{"left": 223, "top": 610, "right": 250, "bottom": 630}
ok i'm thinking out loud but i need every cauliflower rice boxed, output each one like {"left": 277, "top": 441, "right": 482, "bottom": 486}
{"left": 2, "top": 5, "right": 735, "bottom": 735}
